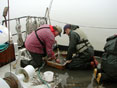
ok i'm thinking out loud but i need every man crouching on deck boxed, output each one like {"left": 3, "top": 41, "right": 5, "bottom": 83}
{"left": 63, "top": 24, "right": 97, "bottom": 70}
{"left": 21, "top": 24, "right": 62, "bottom": 68}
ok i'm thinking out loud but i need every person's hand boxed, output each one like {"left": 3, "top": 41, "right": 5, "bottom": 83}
{"left": 51, "top": 55, "right": 56, "bottom": 60}
{"left": 54, "top": 53, "right": 58, "bottom": 57}
{"left": 50, "top": 51, "right": 56, "bottom": 60}
{"left": 48, "top": 56, "right": 56, "bottom": 61}
{"left": 55, "top": 59, "right": 60, "bottom": 63}
{"left": 64, "top": 60, "right": 72, "bottom": 65}
{"left": 66, "top": 60, "right": 72, "bottom": 63}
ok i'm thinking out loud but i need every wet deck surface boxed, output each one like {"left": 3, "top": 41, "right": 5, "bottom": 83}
{"left": 0, "top": 49, "right": 117, "bottom": 88}
{"left": 41, "top": 65, "right": 117, "bottom": 88}
{"left": 1, "top": 61, "right": 116, "bottom": 88}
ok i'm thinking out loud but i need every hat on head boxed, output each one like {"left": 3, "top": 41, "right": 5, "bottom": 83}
{"left": 63, "top": 24, "right": 71, "bottom": 34}
{"left": 53, "top": 25, "right": 62, "bottom": 36}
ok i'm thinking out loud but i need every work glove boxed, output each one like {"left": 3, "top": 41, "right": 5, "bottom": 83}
{"left": 63, "top": 58, "right": 72, "bottom": 65}
{"left": 65, "top": 60, "right": 72, "bottom": 64}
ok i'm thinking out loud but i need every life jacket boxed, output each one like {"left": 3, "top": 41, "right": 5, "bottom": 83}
{"left": 73, "top": 28, "right": 91, "bottom": 53}
{"left": 35, "top": 25, "right": 55, "bottom": 36}
{"left": 49, "top": 25, "right": 55, "bottom": 36}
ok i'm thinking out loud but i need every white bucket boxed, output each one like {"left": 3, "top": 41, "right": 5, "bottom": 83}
{"left": 44, "top": 71, "right": 54, "bottom": 82}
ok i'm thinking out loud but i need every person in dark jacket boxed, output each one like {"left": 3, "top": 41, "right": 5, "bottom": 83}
{"left": 94, "top": 34, "right": 117, "bottom": 84}
{"left": 21, "top": 24, "right": 62, "bottom": 68}
{"left": 63, "top": 24, "right": 95, "bottom": 70}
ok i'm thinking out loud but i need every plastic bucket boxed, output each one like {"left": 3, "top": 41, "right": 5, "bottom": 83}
{"left": 44, "top": 71, "right": 54, "bottom": 82}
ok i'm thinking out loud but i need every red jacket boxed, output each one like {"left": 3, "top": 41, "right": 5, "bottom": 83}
{"left": 25, "top": 24, "right": 55, "bottom": 57}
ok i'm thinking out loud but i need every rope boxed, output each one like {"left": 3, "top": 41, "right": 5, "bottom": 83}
{"left": 4, "top": 77, "right": 18, "bottom": 88}
{"left": 2, "top": 16, "right": 46, "bottom": 22}
{"left": 51, "top": 19, "right": 117, "bottom": 29}
{"left": 38, "top": 62, "right": 50, "bottom": 88}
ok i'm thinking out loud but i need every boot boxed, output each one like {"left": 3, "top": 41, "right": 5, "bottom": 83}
{"left": 96, "top": 73, "right": 102, "bottom": 84}
{"left": 94, "top": 68, "right": 97, "bottom": 79}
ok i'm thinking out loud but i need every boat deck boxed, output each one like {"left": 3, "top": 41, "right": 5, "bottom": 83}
{"left": 0, "top": 60, "right": 117, "bottom": 88}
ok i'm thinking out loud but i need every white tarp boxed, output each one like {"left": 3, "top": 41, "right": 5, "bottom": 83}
{"left": 0, "top": 24, "right": 8, "bottom": 44}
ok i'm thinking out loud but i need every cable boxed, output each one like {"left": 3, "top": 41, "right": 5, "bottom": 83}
{"left": 2, "top": 16, "right": 46, "bottom": 23}
{"left": 38, "top": 62, "right": 50, "bottom": 88}
{"left": 51, "top": 19, "right": 117, "bottom": 29}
